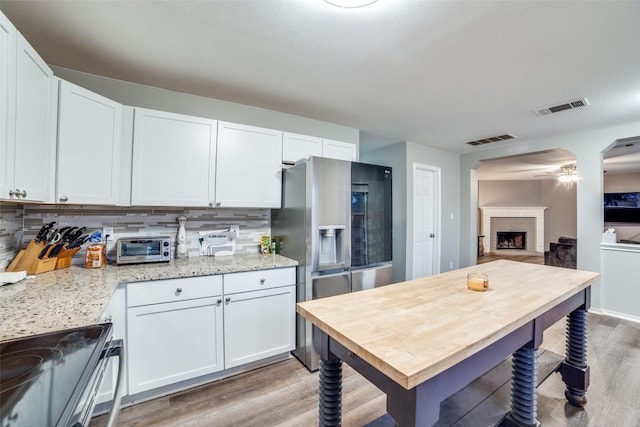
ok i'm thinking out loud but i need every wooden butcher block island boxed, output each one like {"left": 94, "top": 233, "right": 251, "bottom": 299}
{"left": 297, "top": 260, "right": 600, "bottom": 427}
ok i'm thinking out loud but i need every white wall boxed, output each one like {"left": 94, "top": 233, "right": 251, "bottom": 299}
{"left": 542, "top": 180, "right": 578, "bottom": 247}
{"left": 460, "top": 120, "right": 640, "bottom": 310}
{"left": 478, "top": 180, "right": 543, "bottom": 207}
{"left": 52, "top": 66, "right": 360, "bottom": 147}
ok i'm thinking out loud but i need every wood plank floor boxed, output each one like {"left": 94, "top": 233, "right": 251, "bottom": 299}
{"left": 93, "top": 312, "right": 640, "bottom": 426}
{"left": 477, "top": 253, "right": 545, "bottom": 265}
{"left": 93, "top": 255, "right": 628, "bottom": 426}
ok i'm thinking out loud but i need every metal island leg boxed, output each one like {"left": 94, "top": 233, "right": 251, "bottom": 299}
{"left": 560, "top": 308, "right": 590, "bottom": 407}
{"left": 314, "top": 327, "right": 343, "bottom": 427}
{"left": 319, "top": 356, "right": 343, "bottom": 426}
{"left": 503, "top": 346, "right": 541, "bottom": 427}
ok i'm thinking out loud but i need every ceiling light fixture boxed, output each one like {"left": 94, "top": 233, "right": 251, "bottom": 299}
{"left": 324, "top": 0, "right": 379, "bottom": 8}
{"left": 557, "top": 164, "right": 579, "bottom": 184}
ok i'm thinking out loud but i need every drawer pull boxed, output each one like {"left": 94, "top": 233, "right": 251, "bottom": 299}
{"left": 260, "top": 278, "right": 266, "bottom": 285}
{"left": 216, "top": 298, "right": 222, "bottom": 304}
{"left": 175, "top": 287, "right": 183, "bottom": 295}
{"left": 225, "top": 297, "right": 231, "bottom": 303}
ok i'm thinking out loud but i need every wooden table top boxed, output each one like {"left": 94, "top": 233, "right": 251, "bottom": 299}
{"left": 297, "top": 260, "right": 600, "bottom": 389}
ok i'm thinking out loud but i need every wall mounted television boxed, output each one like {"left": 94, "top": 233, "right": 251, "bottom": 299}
{"left": 604, "top": 192, "right": 640, "bottom": 223}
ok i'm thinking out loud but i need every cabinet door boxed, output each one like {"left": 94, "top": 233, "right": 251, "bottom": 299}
{"left": 131, "top": 108, "right": 217, "bottom": 206}
{"left": 0, "top": 13, "right": 16, "bottom": 199}
{"left": 282, "top": 132, "right": 322, "bottom": 164}
{"left": 96, "top": 286, "right": 127, "bottom": 405}
{"left": 224, "top": 285, "right": 295, "bottom": 369}
{"left": 57, "top": 80, "right": 122, "bottom": 204}
{"left": 322, "top": 139, "right": 357, "bottom": 162}
{"left": 127, "top": 297, "right": 224, "bottom": 395}
{"left": 216, "top": 122, "right": 283, "bottom": 208}
{"left": 1, "top": 30, "right": 54, "bottom": 202}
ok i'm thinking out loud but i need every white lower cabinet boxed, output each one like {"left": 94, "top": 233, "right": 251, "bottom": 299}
{"left": 124, "top": 267, "right": 295, "bottom": 397}
{"left": 126, "top": 276, "right": 224, "bottom": 395}
{"left": 224, "top": 285, "right": 296, "bottom": 369}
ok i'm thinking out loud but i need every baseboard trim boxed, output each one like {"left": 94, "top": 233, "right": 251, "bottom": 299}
{"left": 589, "top": 307, "right": 640, "bottom": 324}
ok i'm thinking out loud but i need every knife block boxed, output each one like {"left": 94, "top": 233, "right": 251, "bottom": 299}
{"left": 6, "top": 240, "right": 57, "bottom": 275}
{"left": 55, "top": 247, "right": 82, "bottom": 270}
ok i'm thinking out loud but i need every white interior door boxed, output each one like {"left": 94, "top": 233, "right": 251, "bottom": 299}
{"left": 412, "top": 164, "right": 441, "bottom": 279}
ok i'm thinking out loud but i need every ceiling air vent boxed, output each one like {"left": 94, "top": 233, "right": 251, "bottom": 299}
{"left": 466, "top": 134, "right": 516, "bottom": 146}
{"left": 535, "top": 98, "right": 590, "bottom": 116}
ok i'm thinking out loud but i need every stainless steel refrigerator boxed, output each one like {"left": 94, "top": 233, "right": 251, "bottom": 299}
{"left": 272, "top": 156, "right": 392, "bottom": 371}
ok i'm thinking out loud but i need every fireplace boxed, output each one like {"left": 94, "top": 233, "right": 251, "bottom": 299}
{"left": 480, "top": 207, "right": 547, "bottom": 254}
{"left": 497, "top": 231, "right": 526, "bottom": 250}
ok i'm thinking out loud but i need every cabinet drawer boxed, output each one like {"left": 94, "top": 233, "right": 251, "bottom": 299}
{"left": 127, "top": 275, "right": 222, "bottom": 307}
{"left": 224, "top": 267, "right": 295, "bottom": 294}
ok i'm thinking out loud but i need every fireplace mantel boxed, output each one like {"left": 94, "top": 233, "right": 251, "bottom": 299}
{"left": 480, "top": 207, "right": 547, "bottom": 254}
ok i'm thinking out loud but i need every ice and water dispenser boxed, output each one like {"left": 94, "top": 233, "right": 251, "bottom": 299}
{"left": 318, "top": 225, "right": 346, "bottom": 270}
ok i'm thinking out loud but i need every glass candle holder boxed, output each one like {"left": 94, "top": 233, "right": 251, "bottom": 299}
{"left": 467, "top": 272, "right": 489, "bottom": 292}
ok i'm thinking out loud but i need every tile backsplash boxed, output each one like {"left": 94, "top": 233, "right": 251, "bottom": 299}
{"left": 0, "top": 203, "right": 271, "bottom": 269}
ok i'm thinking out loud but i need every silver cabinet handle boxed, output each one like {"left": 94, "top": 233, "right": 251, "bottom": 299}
{"left": 216, "top": 298, "right": 222, "bottom": 304}
{"left": 175, "top": 287, "right": 183, "bottom": 295}
{"left": 216, "top": 201, "right": 221, "bottom": 207}
{"left": 104, "top": 315, "right": 113, "bottom": 322}
{"left": 260, "top": 278, "right": 266, "bottom": 285}
{"left": 429, "top": 233, "right": 435, "bottom": 238}
{"left": 59, "top": 196, "right": 69, "bottom": 202}
{"left": 11, "top": 189, "right": 26, "bottom": 198}
{"left": 225, "top": 297, "right": 231, "bottom": 303}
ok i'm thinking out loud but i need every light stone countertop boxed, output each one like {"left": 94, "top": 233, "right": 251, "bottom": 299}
{"left": 0, "top": 254, "right": 297, "bottom": 342}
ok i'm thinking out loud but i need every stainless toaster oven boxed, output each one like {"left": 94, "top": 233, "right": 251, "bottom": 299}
{"left": 116, "top": 236, "right": 171, "bottom": 265}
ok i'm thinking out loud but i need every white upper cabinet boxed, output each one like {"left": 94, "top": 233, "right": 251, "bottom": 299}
{"left": 282, "top": 132, "right": 323, "bottom": 164}
{"left": 131, "top": 108, "right": 217, "bottom": 206}
{"left": 0, "top": 14, "right": 16, "bottom": 200}
{"left": 1, "top": 12, "right": 55, "bottom": 202}
{"left": 215, "top": 122, "right": 283, "bottom": 208}
{"left": 322, "top": 138, "right": 357, "bottom": 162}
{"left": 56, "top": 79, "right": 123, "bottom": 205}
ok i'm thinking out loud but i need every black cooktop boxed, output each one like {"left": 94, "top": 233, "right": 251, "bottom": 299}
{"left": 1, "top": 324, "right": 112, "bottom": 427}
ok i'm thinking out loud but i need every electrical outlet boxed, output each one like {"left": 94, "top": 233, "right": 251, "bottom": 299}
{"left": 103, "top": 227, "right": 114, "bottom": 239}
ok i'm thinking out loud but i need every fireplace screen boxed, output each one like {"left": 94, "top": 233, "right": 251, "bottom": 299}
{"left": 497, "top": 231, "right": 526, "bottom": 250}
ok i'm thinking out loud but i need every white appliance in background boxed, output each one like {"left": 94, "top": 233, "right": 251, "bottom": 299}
{"left": 198, "top": 229, "right": 237, "bottom": 256}
{"left": 602, "top": 227, "right": 617, "bottom": 243}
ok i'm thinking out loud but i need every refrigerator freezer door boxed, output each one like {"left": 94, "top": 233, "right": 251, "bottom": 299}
{"left": 311, "top": 270, "right": 351, "bottom": 299}
{"left": 294, "top": 270, "right": 351, "bottom": 371}
{"left": 351, "top": 263, "right": 392, "bottom": 292}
